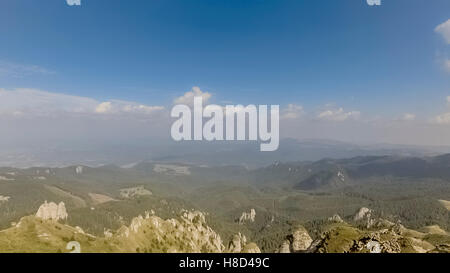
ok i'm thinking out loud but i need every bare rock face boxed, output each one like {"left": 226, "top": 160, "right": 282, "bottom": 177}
{"left": 277, "top": 226, "right": 313, "bottom": 253}
{"left": 353, "top": 207, "right": 376, "bottom": 228}
{"left": 306, "top": 223, "right": 412, "bottom": 253}
{"left": 0, "top": 195, "right": 10, "bottom": 203}
{"left": 278, "top": 240, "right": 291, "bottom": 253}
{"left": 228, "top": 232, "right": 261, "bottom": 253}
{"left": 328, "top": 214, "right": 344, "bottom": 223}
{"left": 238, "top": 209, "right": 256, "bottom": 224}
{"left": 354, "top": 207, "right": 372, "bottom": 221}
{"left": 291, "top": 227, "right": 313, "bottom": 251}
{"left": 114, "top": 209, "right": 261, "bottom": 253}
{"left": 242, "top": 242, "right": 261, "bottom": 253}
{"left": 35, "top": 201, "right": 68, "bottom": 221}
{"left": 349, "top": 228, "right": 402, "bottom": 253}
{"left": 116, "top": 210, "right": 226, "bottom": 253}
{"left": 104, "top": 228, "right": 113, "bottom": 238}
{"left": 228, "top": 233, "right": 246, "bottom": 253}
{"left": 75, "top": 166, "right": 83, "bottom": 174}
{"left": 353, "top": 207, "right": 397, "bottom": 229}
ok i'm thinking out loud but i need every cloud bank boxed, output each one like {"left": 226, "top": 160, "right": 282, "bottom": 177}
{"left": 0, "top": 88, "right": 164, "bottom": 117}
{"left": 435, "top": 19, "right": 450, "bottom": 44}
{"left": 3, "top": 86, "right": 450, "bottom": 155}
{"left": 317, "top": 107, "right": 360, "bottom": 122}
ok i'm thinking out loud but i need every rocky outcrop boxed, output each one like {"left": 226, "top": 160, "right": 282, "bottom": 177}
{"left": 75, "top": 166, "right": 83, "bottom": 174}
{"left": 349, "top": 228, "right": 402, "bottom": 253}
{"left": 353, "top": 207, "right": 376, "bottom": 228}
{"left": 104, "top": 228, "right": 113, "bottom": 238}
{"left": 303, "top": 221, "right": 437, "bottom": 253}
{"left": 278, "top": 240, "right": 291, "bottom": 253}
{"left": 228, "top": 233, "right": 246, "bottom": 253}
{"left": 0, "top": 195, "right": 10, "bottom": 203}
{"left": 328, "top": 214, "right": 344, "bottom": 223}
{"left": 241, "top": 242, "right": 261, "bottom": 253}
{"left": 227, "top": 233, "right": 261, "bottom": 253}
{"left": 238, "top": 209, "right": 256, "bottom": 224}
{"left": 113, "top": 210, "right": 260, "bottom": 253}
{"left": 277, "top": 226, "right": 313, "bottom": 253}
{"left": 0, "top": 176, "right": 14, "bottom": 181}
{"left": 0, "top": 209, "right": 447, "bottom": 253}
{"left": 353, "top": 207, "right": 397, "bottom": 229}
{"left": 354, "top": 207, "right": 372, "bottom": 221}
{"left": 290, "top": 226, "right": 313, "bottom": 252}
{"left": 35, "top": 201, "right": 68, "bottom": 221}
{"left": 115, "top": 210, "right": 225, "bottom": 253}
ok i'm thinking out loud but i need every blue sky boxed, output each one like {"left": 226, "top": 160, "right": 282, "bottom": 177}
{"left": 1, "top": 0, "right": 449, "bottom": 114}
{"left": 1, "top": 0, "right": 450, "bottom": 147}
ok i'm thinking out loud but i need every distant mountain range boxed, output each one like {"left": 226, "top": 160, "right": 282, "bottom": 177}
{"left": 2, "top": 138, "right": 450, "bottom": 168}
{"left": 254, "top": 154, "right": 450, "bottom": 190}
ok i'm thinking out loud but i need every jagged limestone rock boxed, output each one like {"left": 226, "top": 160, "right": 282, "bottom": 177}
{"left": 75, "top": 166, "right": 83, "bottom": 174}
{"left": 278, "top": 240, "right": 291, "bottom": 253}
{"left": 328, "top": 214, "right": 344, "bottom": 223}
{"left": 349, "top": 228, "right": 402, "bottom": 253}
{"left": 353, "top": 207, "right": 376, "bottom": 228}
{"left": 238, "top": 209, "right": 256, "bottom": 224}
{"left": 228, "top": 233, "right": 246, "bottom": 252}
{"left": 114, "top": 210, "right": 226, "bottom": 253}
{"left": 290, "top": 226, "right": 313, "bottom": 252}
{"left": 305, "top": 222, "right": 424, "bottom": 253}
{"left": 0, "top": 195, "right": 10, "bottom": 203}
{"left": 104, "top": 228, "right": 113, "bottom": 238}
{"left": 242, "top": 242, "right": 261, "bottom": 253}
{"left": 354, "top": 207, "right": 372, "bottom": 221}
{"left": 35, "top": 201, "right": 68, "bottom": 221}
{"left": 75, "top": 226, "right": 85, "bottom": 234}
{"left": 227, "top": 233, "right": 260, "bottom": 253}
{"left": 366, "top": 241, "right": 381, "bottom": 253}
{"left": 353, "top": 207, "right": 398, "bottom": 229}
{"left": 277, "top": 225, "right": 313, "bottom": 253}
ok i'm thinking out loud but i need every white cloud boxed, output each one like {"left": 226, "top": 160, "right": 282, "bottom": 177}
{"left": 95, "top": 102, "right": 113, "bottom": 113}
{"left": 430, "top": 96, "right": 450, "bottom": 124}
{"left": 0, "top": 88, "right": 97, "bottom": 115}
{"left": 317, "top": 107, "right": 360, "bottom": 122}
{"left": 96, "top": 100, "right": 164, "bottom": 114}
{"left": 66, "top": 0, "right": 81, "bottom": 6}
{"left": 399, "top": 113, "right": 416, "bottom": 121}
{"left": 435, "top": 19, "right": 450, "bottom": 44}
{"left": 445, "top": 96, "right": 450, "bottom": 107}
{"left": 281, "top": 104, "right": 303, "bottom": 119}
{"left": 0, "top": 88, "right": 169, "bottom": 156}
{"left": 174, "top": 86, "right": 212, "bottom": 106}
{"left": 444, "top": 59, "right": 450, "bottom": 72}
{"left": 0, "top": 61, "right": 54, "bottom": 78}
{"left": 431, "top": 112, "right": 450, "bottom": 124}
{"left": 0, "top": 88, "right": 164, "bottom": 117}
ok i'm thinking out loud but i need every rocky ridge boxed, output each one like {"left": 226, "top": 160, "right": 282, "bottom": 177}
{"left": 35, "top": 201, "right": 68, "bottom": 221}
{"left": 238, "top": 209, "right": 256, "bottom": 224}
